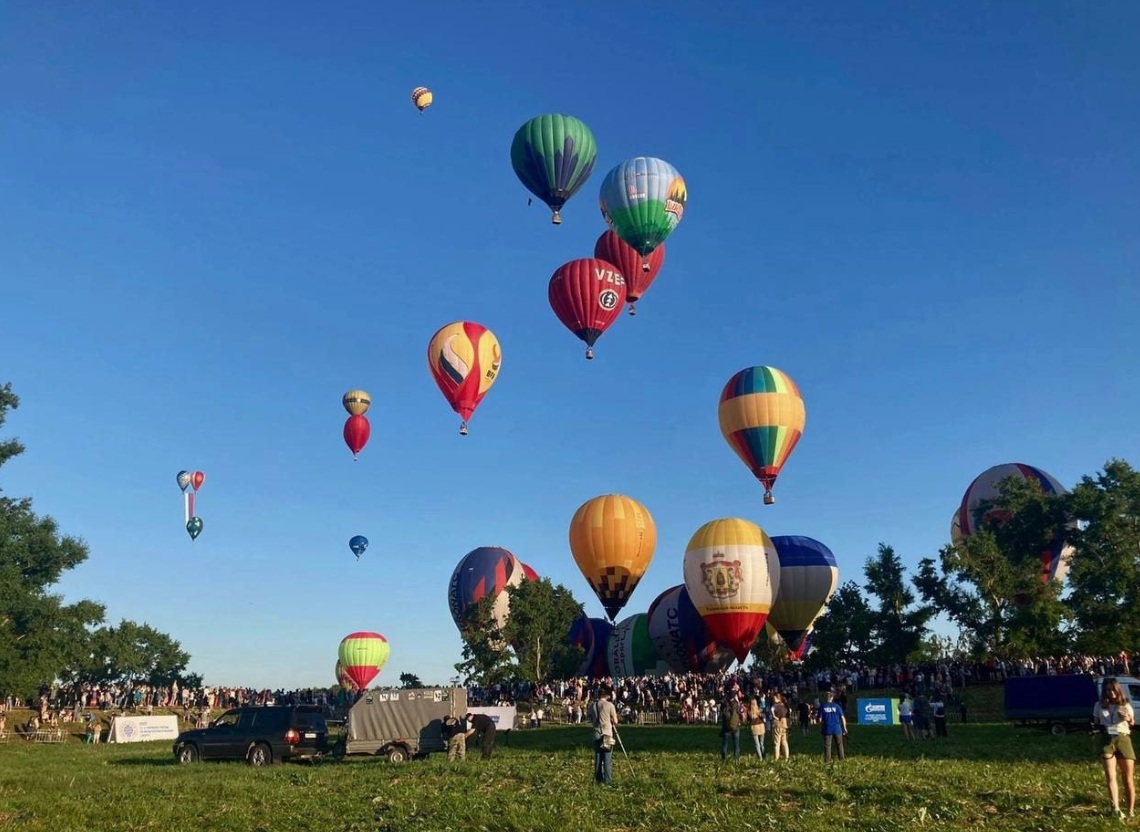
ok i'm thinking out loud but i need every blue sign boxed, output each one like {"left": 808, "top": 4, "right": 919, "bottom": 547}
{"left": 857, "top": 698, "right": 898, "bottom": 726}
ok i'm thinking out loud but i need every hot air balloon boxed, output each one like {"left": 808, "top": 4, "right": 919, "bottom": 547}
{"left": 521, "top": 563, "right": 539, "bottom": 582}
{"left": 349, "top": 535, "right": 369, "bottom": 561}
{"left": 176, "top": 471, "right": 192, "bottom": 492}
{"left": 343, "top": 414, "right": 371, "bottom": 460}
{"left": 568, "top": 616, "right": 612, "bottom": 679}
{"left": 594, "top": 230, "right": 664, "bottom": 316}
{"left": 569, "top": 494, "right": 656, "bottom": 621}
{"left": 510, "top": 114, "right": 597, "bottom": 224}
{"left": 447, "top": 546, "right": 525, "bottom": 636}
{"left": 335, "top": 660, "right": 359, "bottom": 691}
{"left": 957, "top": 462, "right": 1073, "bottom": 584}
{"left": 186, "top": 516, "right": 203, "bottom": 541}
{"left": 718, "top": 366, "right": 806, "bottom": 505}
{"left": 548, "top": 258, "right": 626, "bottom": 359}
{"left": 342, "top": 389, "right": 371, "bottom": 416}
{"left": 950, "top": 508, "right": 963, "bottom": 546}
{"left": 790, "top": 628, "right": 815, "bottom": 661}
{"left": 191, "top": 471, "right": 205, "bottom": 491}
{"left": 598, "top": 157, "right": 687, "bottom": 267}
{"left": 766, "top": 536, "right": 839, "bottom": 653}
{"left": 337, "top": 632, "right": 390, "bottom": 690}
{"left": 427, "top": 321, "right": 502, "bottom": 435}
{"left": 606, "top": 613, "right": 665, "bottom": 677}
{"left": 682, "top": 518, "right": 781, "bottom": 663}
{"left": 646, "top": 585, "right": 735, "bottom": 674}
{"left": 411, "top": 86, "right": 433, "bottom": 113}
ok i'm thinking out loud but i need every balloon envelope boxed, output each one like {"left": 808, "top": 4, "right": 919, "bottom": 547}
{"left": 176, "top": 471, "right": 192, "bottom": 492}
{"left": 548, "top": 258, "right": 626, "bottom": 358}
{"left": 510, "top": 114, "right": 597, "bottom": 223}
{"left": 594, "top": 230, "right": 665, "bottom": 310}
{"left": 191, "top": 471, "right": 205, "bottom": 492}
{"left": 447, "top": 546, "right": 525, "bottom": 635}
{"left": 718, "top": 366, "right": 806, "bottom": 504}
{"left": 186, "top": 516, "right": 203, "bottom": 541}
{"left": 568, "top": 616, "right": 612, "bottom": 679}
{"left": 957, "top": 462, "right": 1072, "bottom": 583}
{"left": 411, "top": 86, "right": 433, "bottom": 112}
{"left": 337, "top": 632, "right": 389, "bottom": 690}
{"left": 343, "top": 414, "right": 371, "bottom": 458}
{"left": 766, "top": 536, "right": 839, "bottom": 651}
{"left": 606, "top": 613, "right": 664, "bottom": 677}
{"left": 335, "top": 660, "right": 359, "bottom": 691}
{"left": 427, "top": 321, "right": 501, "bottom": 432}
{"left": 598, "top": 157, "right": 686, "bottom": 255}
{"left": 349, "top": 535, "right": 369, "bottom": 559}
{"left": 521, "top": 562, "right": 539, "bottom": 581}
{"left": 569, "top": 494, "right": 656, "bottom": 621}
{"left": 646, "top": 585, "right": 735, "bottom": 673}
{"left": 683, "top": 518, "right": 780, "bottom": 662}
{"left": 342, "top": 389, "right": 371, "bottom": 416}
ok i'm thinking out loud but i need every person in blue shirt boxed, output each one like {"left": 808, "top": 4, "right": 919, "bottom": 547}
{"left": 818, "top": 691, "right": 847, "bottom": 762}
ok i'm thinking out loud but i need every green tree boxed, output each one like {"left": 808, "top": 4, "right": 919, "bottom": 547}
{"left": 1065, "top": 459, "right": 1140, "bottom": 654}
{"left": 452, "top": 595, "right": 515, "bottom": 687}
{"left": 501, "top": 578, "right": 585, "bottom": 682}
{"left": 805, "top": 580, "right": 875, "bottom": 669}
{"left": 398, "top": 672, "right": 423, "bottom": 689}
{"left": 69, "top": 620, "right": 191, "bottom": 687}
{"left": 0, "top": 384, "right": 105, "bottom": 698}
{"left": 863, "top": 544, "right": 934, "bottom": 665}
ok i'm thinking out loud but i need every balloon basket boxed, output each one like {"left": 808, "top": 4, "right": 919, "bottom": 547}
{"left": 459, "top": 422, "right": 469, "bottom": 436}
{"left": 641, "top": 260, "right": 650, "bottom": 272}
{"left": 551, "top": 210, "right": 562, "bottom": 225}
{"left": 585, "top": 347, "right": 594, "bottom": 360}
{"left": 628, "top": 304, "right": 637, "bottom": 317}
{"left": 763, "top": 492, "right": 775, "bottom": 506}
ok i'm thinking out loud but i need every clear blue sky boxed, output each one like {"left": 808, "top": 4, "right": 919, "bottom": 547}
{"left": 2, "top": 2, "right": 1137, "bottom": 688}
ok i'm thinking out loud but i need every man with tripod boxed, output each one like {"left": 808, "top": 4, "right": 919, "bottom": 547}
{"left": 591, "top": 686, "right": 620, "bottom": 784}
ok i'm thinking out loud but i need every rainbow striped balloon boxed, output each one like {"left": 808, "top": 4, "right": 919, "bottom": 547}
{"left": 718, "top": 366, "right": 806, "bottom": 505}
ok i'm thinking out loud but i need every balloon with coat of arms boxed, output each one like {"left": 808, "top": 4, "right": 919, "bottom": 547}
{"left": 682, "top": 517, "right": 781, "bottom": 663}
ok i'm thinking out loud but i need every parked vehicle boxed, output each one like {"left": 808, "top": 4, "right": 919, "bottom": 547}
{"left": 1004, "top": 675, "right": 1140, "bottom": 735}
{"left": 173, "top": 705, "right": 328, "bottom": 765}
{"left": 343, "top": 686, "right": 466, "bottom": 762}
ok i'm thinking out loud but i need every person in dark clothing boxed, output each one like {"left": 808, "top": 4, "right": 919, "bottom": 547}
{"left": 466, "top": 712, "right": 497, "bottom": 759}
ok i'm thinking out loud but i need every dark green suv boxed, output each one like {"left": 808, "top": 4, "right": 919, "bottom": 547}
{"left": 173, "top": 705, "right": 328, "bottom": 766}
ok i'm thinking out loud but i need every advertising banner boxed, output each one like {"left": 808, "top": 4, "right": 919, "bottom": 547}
{"left": 107, "top": 715, "right": 181, "bottom": 743}
{"left": 467, "top": 706, "right": 518, "bottom": 729}
{"left": 857, "top": 698, "right": 899, "bottom": 726}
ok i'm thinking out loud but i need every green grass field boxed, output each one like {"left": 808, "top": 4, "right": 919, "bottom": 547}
{"left": 0, "top": 721, "right": 1132, "bottom": 832}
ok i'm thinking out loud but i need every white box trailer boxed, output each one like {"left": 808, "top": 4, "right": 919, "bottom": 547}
{"left": 344, "top": 687, "right": 467, "bottom": 762}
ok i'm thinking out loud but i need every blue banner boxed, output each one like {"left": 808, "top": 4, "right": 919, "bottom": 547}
{"left": 857, "top": 698, "right": 899, "bottom": 725}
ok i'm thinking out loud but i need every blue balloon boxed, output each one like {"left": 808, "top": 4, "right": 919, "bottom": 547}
{"left": 349, "top": 535, "right": 369, "bottom": 560}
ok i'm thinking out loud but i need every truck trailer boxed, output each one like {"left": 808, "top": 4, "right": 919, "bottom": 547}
{"left": 344, "top": 686, "right": 467, "bottom": 762}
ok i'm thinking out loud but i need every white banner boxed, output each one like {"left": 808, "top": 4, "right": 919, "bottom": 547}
{"left": 107, "top": 715, "right": 180, "bottom": 743}
{"left": 467, "top": 706, "right": 517, "bottom": 729}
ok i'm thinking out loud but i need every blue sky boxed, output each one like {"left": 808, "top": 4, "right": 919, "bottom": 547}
{"left": 2, "top": 2, "right": 1137, "bottom": 688}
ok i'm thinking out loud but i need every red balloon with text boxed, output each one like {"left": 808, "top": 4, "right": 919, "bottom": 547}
{"left": 594, "top": 230, "right": 664, "bottom": 316}
{"left": 548, "top": 258, "right": 627, "bottom": 360}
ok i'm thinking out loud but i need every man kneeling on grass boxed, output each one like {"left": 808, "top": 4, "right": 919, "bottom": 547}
{"left": 819, "top": 692, "right": 847, "bottom": 762}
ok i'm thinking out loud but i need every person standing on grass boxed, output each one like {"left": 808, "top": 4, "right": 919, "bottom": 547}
{"left": 899, "top": 694, "right": 915, "bottom": 740}
{"left": 819, "top": 692, "right": 847, "bottom": 762}
{"left": 719, "top": 693, "right": 742, "bottom": 761}
{"left": 591, "top": 686, "right": 619, "bottom": 784}
{"left": 1095, "top": 677, "right": 1136, "bottom": 820}
{"left": 798, "top": 698, "right": 811, "bottom": 737}
{"left": 770, "top": 693, "right": 790, "bottom": 761}
{"left": 931, "top": 694, "right": 948, "bottom": 738}
{"left": 913, "top": 691, "right": 932, "bottom": 740}
{"left": 747, "top": 698, "right": 766, "bottom": 760}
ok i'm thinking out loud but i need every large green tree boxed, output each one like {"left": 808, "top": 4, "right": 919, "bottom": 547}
{"left": 501, "top": 578, "right": 584, "bottom": 682}
{"left": 863, "top": 544, "right": 935, "bottom": 665}
{"left": 805, "top": 580, "right": 875, "bottom": 669}
{"left": 1065, "top": 459, "right": 1140, "bottom": 654}
{"left": 0, "top": 383, "right": 193, "bottom": 697}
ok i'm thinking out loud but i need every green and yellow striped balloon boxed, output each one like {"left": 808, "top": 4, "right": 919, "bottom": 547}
{"left": 337, "top": 631, "right": 389, "bottom": 690}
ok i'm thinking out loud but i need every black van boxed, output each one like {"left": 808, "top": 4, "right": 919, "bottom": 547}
{"left": 173, "top": 705, "right": 328, "bottom": 766}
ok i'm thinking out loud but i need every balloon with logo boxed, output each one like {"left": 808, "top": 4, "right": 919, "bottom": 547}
{"left": 594, "top": 230, "right": 665, "bottom": 316}
{"left": 510, "top": 114, "right": 597, "bottom": 224}
{"left": 335, "top": 660, "right": 359, "bottom": 692}
{"left": 411, "top": 86, "right": 433, "bottom": 113}
{"left": 447, "top": 546, "right": 525, "bottom": 636}
{"left": 957, "top": 462, "right": 1073, "bottom": 584}
{"left": 606, "top": 613, "right": 665, "bottom": 676}
{"left": 548, "top": 258, "right": 627, "bottom": 359}
{"left": 647, "top": 585, "right": 735, "bottom": 673}
{"left": 349, "top": 535, "right": 369, "bottom": 561}
{"left": 719, "top": 366, "right": 806, "bottom": 505}
{"left": 427, "top": 321, "right": 502, "bottom": 435}
{"left": 337, "top": 632, "right": 390, "bottom": 690}
{"left": 598, "top": 157, "right": 686, "bottom": 269}
{"left": 683, "top": 518, "right": 781, "bottom": 663}
{"left": 766, "top": 536, "right": 839, "bottom": 654}
{"left": 569, "top": 494, "right": 657, "bottom": 621}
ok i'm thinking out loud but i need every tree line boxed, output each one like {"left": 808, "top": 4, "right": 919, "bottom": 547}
{"left": 0, "top": 383, "right": 194, "bottom": 700}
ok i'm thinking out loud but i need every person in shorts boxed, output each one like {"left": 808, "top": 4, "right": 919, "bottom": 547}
{"left": 1096, "top": 677, "right": 1136, "bottom": 819}
{"left": 899, "top": 694, "right": 915, "bottom": 740}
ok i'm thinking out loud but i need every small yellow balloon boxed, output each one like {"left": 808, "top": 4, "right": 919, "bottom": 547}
{"left": 342, "top": 389, "right": 371, "bottom": 416}
{"left": 411, "top": 87, "right": 433, "bottom": 113}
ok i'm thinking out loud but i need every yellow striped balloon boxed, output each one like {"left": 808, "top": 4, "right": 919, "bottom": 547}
{"left": 411, "top": 86, "right": 433, "bottom": 112}
{"left": 718, "top": 366, "right": 806, "bottom": 505}
{"left": 342, "top": 389, "right": 372, "bottom": 416}
{"left": 569, "top": 494, "right": 656, "bottom": 621}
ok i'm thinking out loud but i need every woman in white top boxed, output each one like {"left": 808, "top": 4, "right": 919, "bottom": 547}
{"left": 898, "top": 695, "right": 915, "bottom": 740}
{"left": 1095, "top": 678, "right": 1136, "bottom": 820}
